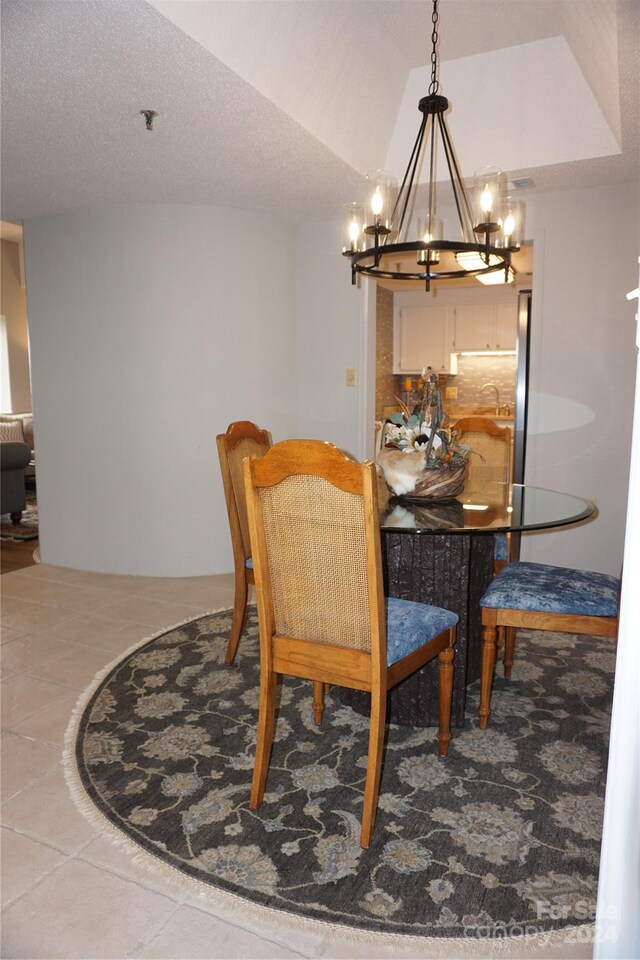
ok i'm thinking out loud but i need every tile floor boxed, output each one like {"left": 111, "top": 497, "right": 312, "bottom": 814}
{"left": 1, "top": 563, "right": 593, "bottom": 960}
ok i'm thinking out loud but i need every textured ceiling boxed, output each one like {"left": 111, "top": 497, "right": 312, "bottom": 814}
{"left": 387, "top": 36, "right": 623, "bottom": 175}
{"left": 1, "top": 0, "right": 638, "bottom": 226}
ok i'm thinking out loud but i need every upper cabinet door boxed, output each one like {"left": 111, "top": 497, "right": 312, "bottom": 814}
{"left": 394, "top": 305, "right": 452, "bottom": 374}
{"left": 451, "top": 304, "right": 494, "bottom": 351}
{"left": 493, "top": 302, "right": 517, "bottom": 350}
{"left": 452, "top": 302, "right": 517, "bottom": 351}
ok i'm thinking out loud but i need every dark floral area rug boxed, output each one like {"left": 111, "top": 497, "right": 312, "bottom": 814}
{"left": 0, "top": 489, "right": 38, "bottom": 541}
{"left": 65, "top": 606, "right": 615, "bottom": 947}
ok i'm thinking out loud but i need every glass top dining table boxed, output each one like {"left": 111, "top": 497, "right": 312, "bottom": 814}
{"left": 380, "top": 483, "right": 595, "bottom": 535}
{"left": 340, "top": 481, "right": 596, "bottom": 729}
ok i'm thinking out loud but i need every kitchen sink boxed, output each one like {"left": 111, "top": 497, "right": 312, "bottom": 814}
{"left": 447, "top": 405, "right": 514, "bottom": 422}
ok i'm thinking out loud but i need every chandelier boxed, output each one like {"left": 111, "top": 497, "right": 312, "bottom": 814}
{"left": 342, "top": 0, "right": 525, "bottom": 290}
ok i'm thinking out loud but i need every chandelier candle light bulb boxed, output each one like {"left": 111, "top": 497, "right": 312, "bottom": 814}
{"left": 497, "top": 198, "right": 525, "bottom": 249}
{"left": 342, "top": 202, "right": 365, "bottom": 254}
{"left": 481, "top": 185, "right": 494, "bottom": 215}
{"left": 472, "top": 166, "right": 506, "bottom": 240}
{"left": 349, "top": 216, "right": 360, "bottom": 248}
{"left": 417, "top": 215, "right": 442, "bottom": 265}
{"left": 503, "top": 213, "right": 516, "bottom": 243}
{"left": 364, "top": 170, "right": 396, "bottom": 235}
{"left": 371, "top": 187, "right": 384, "bottom": 217}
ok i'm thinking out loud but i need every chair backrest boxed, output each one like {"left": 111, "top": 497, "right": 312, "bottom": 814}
{"left": 452, "top": 417, "right": 512, "bottom": 505}
{"left": 244, "top": 439, "right": 385, "bottom": 658}
{"left": 216, "top": 421, "right": 271, "bottom": 563}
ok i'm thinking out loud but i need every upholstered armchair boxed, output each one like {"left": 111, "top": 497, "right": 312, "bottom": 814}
{"left": 0, "top": 441, "right": 32, "bottom": 523}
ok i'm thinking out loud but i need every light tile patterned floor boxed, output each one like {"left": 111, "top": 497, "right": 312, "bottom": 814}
{"left": 1, "top": 564, "right": 592, "bottom": 960}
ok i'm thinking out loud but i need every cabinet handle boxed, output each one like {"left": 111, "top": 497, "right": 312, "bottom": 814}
{"left": 486, "top": 343, "right": 490, "bottom": 348}
{"left": 496, "top": 343, "right": 500, "bottom": 348}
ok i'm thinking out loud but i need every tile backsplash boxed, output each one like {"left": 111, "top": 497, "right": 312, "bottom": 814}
{"left": 385, "top": 355, "right": 516, "bottom": 419}
{"left": 378, "top": 355, "right": 516, "bottom": 421}
{"left": 447, "top": 354, "right": 516, "bottom": 408}
{"left": 376, "top": 285, "right": 397, "bottom": 418}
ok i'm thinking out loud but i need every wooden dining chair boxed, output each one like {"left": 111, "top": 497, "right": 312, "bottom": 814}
{"left": 452, "top": 416, "right": 513, "bottom": 570}
{"left": 453, "top": 416, "right": 511, "bottom": 495}
{"left": 216, "top": 420, "right": 271, "bottom": 664}
{"left": 244, "top": 439, "right": 458, "bottom": 848}
{"left": 478, "top": 561, "right": 620, "bottom": 728}
{"left": 452, "top": 417, "right": 515, "bottom": 673}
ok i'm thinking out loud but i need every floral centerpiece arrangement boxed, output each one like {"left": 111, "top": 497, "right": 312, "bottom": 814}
{"left": 377, "top": 368, "right": 470, "bottom": 500}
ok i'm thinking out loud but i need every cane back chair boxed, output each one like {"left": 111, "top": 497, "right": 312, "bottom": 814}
{"left": 244, "top": 439, "right": 458, "bottom": 848}
{"left": 216, "top": 420, "right": 271, "bottom": 664}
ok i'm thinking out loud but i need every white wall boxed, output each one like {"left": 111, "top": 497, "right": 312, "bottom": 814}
{"left": 595, "top": 274, "right": 640, "bottom": 957}
{"left": 24, "top": 205, "right": 296, "bottom": 576}
{"left": 522, "top": 181, "right": 639, "bottom": 575}
{"left": 292, "top": 219, "right": 364, "bottom": 457}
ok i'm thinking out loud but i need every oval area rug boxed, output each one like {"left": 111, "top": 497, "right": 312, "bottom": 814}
{"left": 65, "top": 606, "right": 613, "bottom": 947}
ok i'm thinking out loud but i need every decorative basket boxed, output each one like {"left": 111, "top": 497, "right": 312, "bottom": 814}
{"left": 377, "top": 447, "right": 467, "bottom": 502}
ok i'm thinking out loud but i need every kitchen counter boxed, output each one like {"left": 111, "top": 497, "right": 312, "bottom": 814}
{"left": 446, "top": 404, "right": 514, "bottom": 425}
{"left": 378, "top": 405, "right": 515, "bottom": 428}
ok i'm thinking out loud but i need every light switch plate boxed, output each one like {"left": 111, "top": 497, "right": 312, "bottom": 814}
{"left": 445, "top": 386, "right": 458, "bottom": 399}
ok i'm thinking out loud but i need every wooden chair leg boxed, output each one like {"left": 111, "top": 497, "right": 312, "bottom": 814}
{"left": 503, "top": 627, "right": 516, "bottom": 678}
{"left": 250, "top": 669, "right": 277, "bottom": 808}
{"left": 312, "top": 680, "right": 325, "bottom": 725}
{"left": 437, "top": 641, "right": 455, "bottom": 756}
{"left": 478, "top": 622, "right": 498, "bottom": 729}
{"left": 496, "top": 625, "right": 505, "bottom": 656}
{"left": 360, "top": 685, "right": 386, "bottom": 849}
{"left": 225, "top": 571, "right": 248, "bottom": 664}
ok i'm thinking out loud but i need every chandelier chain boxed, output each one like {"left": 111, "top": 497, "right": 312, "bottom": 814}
{"left": 429, "top": 0, "right": 440, "bottom": 95}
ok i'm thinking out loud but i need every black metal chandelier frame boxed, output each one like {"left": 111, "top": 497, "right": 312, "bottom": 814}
{"left": 343, "top": 0, "right": 518, "bottom": 290}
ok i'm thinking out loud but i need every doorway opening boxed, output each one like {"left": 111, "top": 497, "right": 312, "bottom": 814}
{"left": 370, "top": 244, "right": 533, "bottom": 552}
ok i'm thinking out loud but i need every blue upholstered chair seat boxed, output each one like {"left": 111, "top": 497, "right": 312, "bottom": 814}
{"left": 386, "top": 597, "right": 458, "bottom": 666}
{"left": 493, "top": 533, "right": 509, "bottom": 562}
{"left": 480, "top": 562, "right": 619, "bottom": 617}
{"left": 246, "top": 557, "right": 253, "bottom": 569}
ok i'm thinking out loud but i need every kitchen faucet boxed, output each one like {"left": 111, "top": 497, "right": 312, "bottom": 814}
{"left": 481, "top": 382, "right": 501, "bottom": 416}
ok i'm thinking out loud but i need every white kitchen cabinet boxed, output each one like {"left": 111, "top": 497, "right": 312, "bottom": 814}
{"left": 393, "top": 305, "right": 454, "bottom": 374}
{"left": 493, "top": 302, "right": 517, "bottom": 350}
{"left": 451, "top": 303, "right": 494, "bottom": 351}
{"left": 451, "top": 302, "right": 517, "bottom": 351}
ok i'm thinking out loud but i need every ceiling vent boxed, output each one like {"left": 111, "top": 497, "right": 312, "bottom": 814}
{"left": 510, "top": 177, "right": 536, "bottom": 191}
